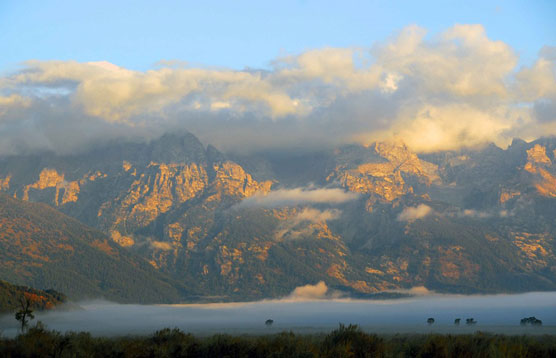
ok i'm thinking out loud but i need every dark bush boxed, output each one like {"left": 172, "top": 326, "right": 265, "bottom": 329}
{"left": 321, "top": 324, "right": 385, "bottom": 358}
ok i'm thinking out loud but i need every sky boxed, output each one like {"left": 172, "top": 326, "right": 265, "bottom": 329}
{"left": 1, "top": 0, "right": 554, "bottom": 72}
{"left": 0, "top": 0, "right": 555, "bottom": 154}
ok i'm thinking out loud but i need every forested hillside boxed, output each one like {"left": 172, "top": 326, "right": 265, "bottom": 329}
{"left": 0, "top": 193, "right": 196, "bottom": 302}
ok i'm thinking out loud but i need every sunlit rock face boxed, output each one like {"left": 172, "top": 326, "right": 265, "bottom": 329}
{"left": 327, "top": 141, "right": 439, "bottom": 210}
{"left": 0, "top": 132, "right": 555, "bottom": 300}
{"left": 0, "top": 175, "right": 9, "bottom": 190}
{"left": 21, "top": 168, "right": 107, "bottom": 206}
{"left": 98, "top": 162, "right": 210, "bottom": 234}
{"left": 0, "top": 133, "right": 272, "bottom": 244}
{"left": 523, "top": 144, "right": 556, "bottom": 197}
{"left": 206, "top": 161, "right": 273, "bottom": 202}
{"left": 526, "top": 144, "right": 552, "bottom": 166}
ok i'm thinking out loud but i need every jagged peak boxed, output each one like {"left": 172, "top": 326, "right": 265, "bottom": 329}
{"left": 340, "top": 139, "right": 422, "bottom": 167}
{"left": 373, "top": 140, "right": 414, "bottom": 159}
{"left": 148, "top": 131, "right": 207, "bottom": 164}
{"left": 510, "top": 138, "right": 527, "bottom": 147}
{"left": 372, "top": 138, "right": 409, "bottom": 150}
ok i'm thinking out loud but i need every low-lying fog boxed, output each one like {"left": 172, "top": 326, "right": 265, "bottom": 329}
{"left": 2, "top": 289, "right": 555, "bottom": 337}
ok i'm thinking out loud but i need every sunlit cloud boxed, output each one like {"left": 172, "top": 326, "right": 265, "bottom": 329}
{"left": 389, "top": 286, "right": 434, "bottom": 296}
{"left": 0, "top": 25, "right": 554, "bottom": 155}
{"left": 288, "top": 281, "right": 330, "bottom": 300}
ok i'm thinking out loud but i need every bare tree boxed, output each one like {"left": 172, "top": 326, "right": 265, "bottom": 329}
{"left": 15, "top": 296, "right": 34, "bottom": 333}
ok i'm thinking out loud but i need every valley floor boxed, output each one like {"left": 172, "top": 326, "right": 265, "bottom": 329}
{"left": 1, "top": 292, "right": 555, "bottom": 338}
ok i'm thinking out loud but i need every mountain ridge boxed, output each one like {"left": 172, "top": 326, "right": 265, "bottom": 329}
{"left": 1, "top": 132, "right": 555, "bottom": 300}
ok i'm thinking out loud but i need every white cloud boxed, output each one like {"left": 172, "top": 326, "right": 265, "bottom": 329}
{"left": 239, "top": 187, "right": 359, "bottom": 208}
{"left": 375, "top": 24, "right": 516, "bottom": 98}
{"left": 294, "top": 207, "right": 341, "bottom": 222}
{"left": 514, "top": 46, "right": 556, "bottom": 101}
{"left": 397, "top": 204, "right": 432, "bottom": 222}
{"left": 455, "top": 209, "right": 513, "bottom": 219}
{"left": 274, "top": 208, "right": 342, "bottom": 241}
{"left": 288, "top": 281, "right": 330, "bottom": 300}
{"left": 150, "top": 241, "right": 173, "bottom": 251}
{"left": 0, "top": 25, "right": 554, "bottom": 155}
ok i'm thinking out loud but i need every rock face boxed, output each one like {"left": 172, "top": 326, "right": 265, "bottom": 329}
{"left": 98, "top": 162, "right": 210, "bottom": 242}
{"left": 2, "top": 133, "right": 273, "bottom": 248}
{"left": 1, "top": 132, "right": 555, "bottom": 300}
{"left": 524, "top": 144, "right": 556, "bottom": 197}
{"left": 327, "top": 141, "right": 439, "bottom": 210}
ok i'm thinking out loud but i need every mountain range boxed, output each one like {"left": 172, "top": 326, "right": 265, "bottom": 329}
{"left": 0, "top": 132, "right": 555, "bottom": 302}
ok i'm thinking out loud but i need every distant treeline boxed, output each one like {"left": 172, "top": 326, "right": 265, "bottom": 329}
{"left": 1, "top": 323, "right": 555, "bottom": 357}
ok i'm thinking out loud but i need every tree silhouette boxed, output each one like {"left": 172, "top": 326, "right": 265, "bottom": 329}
{"left": 427, "top": 318, "right": 435, "bottom": 325}
{"left": 454, "top": 318, "right": 461, "bottom": 325}
{"left": 465, "top": 318, "right": 476, "bottom": 325}
{"left": 520, "top": 317, "right": 542, "bottom": 326}
{"left": 15, "top": 296, "right": 34, "bottom": 333}
{"left": 265, "top": 319, "right": 274, "bottom": 327}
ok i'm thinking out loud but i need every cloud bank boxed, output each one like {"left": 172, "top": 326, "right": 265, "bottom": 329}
{"left": 1, "top": 25, "right": 555, "bottom": 155}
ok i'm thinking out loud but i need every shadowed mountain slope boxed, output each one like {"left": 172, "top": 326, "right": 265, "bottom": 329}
{"left": 0, "top": 193, "right": 196, "bottom": 303}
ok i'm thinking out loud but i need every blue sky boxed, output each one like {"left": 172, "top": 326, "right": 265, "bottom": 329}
{"left": 0, "top": 1, "right": 554, "bottom": 155}
{"left": 1, "top": 0, "right": 554, "bottom": 72}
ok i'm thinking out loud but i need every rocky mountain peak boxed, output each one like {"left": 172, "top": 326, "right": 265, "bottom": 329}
{"left": 1, "top": 134, "right": 556, "bottom": 300}
{"left": 326, "top": 140, "right": 439, "bottom": 210}
{"left": 149, "top": 131, "right": 207, "bottom": 164}
{"left": 527, "top": 144, "right": 552, "bottom": 165}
